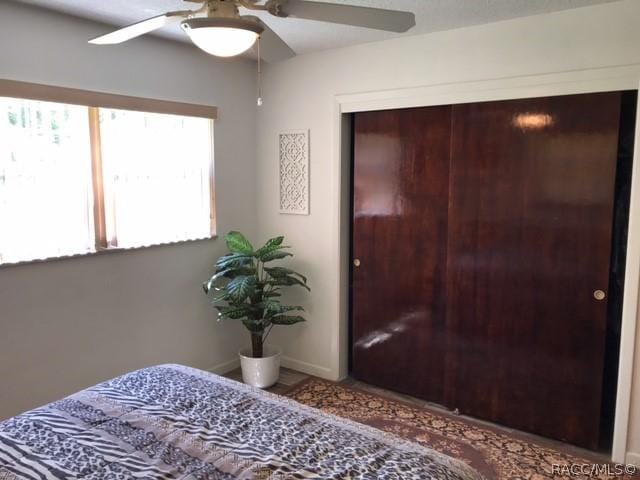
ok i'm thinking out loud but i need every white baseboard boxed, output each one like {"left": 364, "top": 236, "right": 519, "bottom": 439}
{"left": 281, "top": 356, "right": 333, "bottom": 379}
{"left": 626, "top": 452, "right": 640, "bottom": 466}
{"left": 207, "top": 357, "right": 240, "bottom": 375}
{"left": 208, "top": 355, "right": 333, "bottom": 380}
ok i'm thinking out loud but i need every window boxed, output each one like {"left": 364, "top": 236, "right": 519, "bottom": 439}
{"left": 0, "top": 81, "right": 216, "bottom": 265}
{"left": 99, "top": 109, "right": 213, "bottom": 249}
{"left": 0, "top": 98, "right": 95, "bottom": 264}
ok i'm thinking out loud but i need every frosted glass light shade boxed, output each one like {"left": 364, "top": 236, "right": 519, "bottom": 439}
{"left": 188, "top": 27, "right": 257, "bottom": 57}
{"left": 182, "top": 18, "right": 263, "bottom": 58}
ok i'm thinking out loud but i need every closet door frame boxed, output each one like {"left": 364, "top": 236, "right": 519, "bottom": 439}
{"left": 330, "top": 67, "right": 640, "bottom": 463}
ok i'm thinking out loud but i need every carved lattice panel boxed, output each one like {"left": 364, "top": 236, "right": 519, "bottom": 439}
{"left": 279, "top": 130, "right": 309, "bottom": 215}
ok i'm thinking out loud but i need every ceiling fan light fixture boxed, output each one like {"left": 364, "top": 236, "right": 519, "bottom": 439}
{"left": 181, "top": 17, "right": 264, "bottom": 58}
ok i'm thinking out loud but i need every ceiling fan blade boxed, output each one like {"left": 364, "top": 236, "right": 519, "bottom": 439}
{"left": 274, "top": 0, "right": 415, "bottom": 33}
{"left": 254, "top": 19, "right": 296, "bottom": 63}
{"left": 89, "top": 11, "right": 190, "bottom": 45}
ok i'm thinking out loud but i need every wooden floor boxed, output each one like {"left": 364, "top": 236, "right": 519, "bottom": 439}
{"left": 223, "top": 367, "right": 611, "bottom": 463}
{"left": 224, "top": 367, "right": 310, "bottom": 395}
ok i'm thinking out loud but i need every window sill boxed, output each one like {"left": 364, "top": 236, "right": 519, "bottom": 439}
{"left": 0, "top": 235, "right": 218, "bottom": 270}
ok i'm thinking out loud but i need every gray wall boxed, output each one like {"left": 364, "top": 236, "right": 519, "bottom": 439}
{"left": 0, "top": 1, "right": 255, "bottom": 419}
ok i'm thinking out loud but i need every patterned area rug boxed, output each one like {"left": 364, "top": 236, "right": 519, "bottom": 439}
{"left": 286, "top": 378, "right": 639, "bottom": 480}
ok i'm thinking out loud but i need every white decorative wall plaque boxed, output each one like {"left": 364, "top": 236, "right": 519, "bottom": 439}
{"left": 279, "top": 129, "right": 309, "bottom": 215}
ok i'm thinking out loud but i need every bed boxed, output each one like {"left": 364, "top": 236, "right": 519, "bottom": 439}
{"left": 0, "top": 364, "right": 481, "bottom": 479}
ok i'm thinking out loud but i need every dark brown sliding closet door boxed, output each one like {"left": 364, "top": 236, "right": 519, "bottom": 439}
{"left": 444, "top": 93, "right": 621, "bottom": 449}
{"left": 352, "top": 107, "right": 451, "bottom": 401}
{"left": 352, "top": 92, "right": 623, "bottom": 450}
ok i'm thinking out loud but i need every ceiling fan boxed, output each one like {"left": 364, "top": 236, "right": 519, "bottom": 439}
{"left": 89, "top": 0, "right": 416, "bottom": 62}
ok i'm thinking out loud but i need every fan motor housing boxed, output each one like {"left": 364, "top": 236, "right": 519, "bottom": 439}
{"left": 205, "top": 0, "right": 240, "bottom": 18}
{"left": 181, "top": 16, "right": 264, "bottom": 35}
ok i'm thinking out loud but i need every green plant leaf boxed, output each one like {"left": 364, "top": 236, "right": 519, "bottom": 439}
{"left": 270, "top": 315, "right": 306, "bottom": 325}
{"left": 266, "top": 275, "right": 311, "bottom": 291}
{"left": 226, "top": 275, "right": 257, "bottom": 301}
{"left": 231, "top": 266, "right": 257, "bottom": 277}
{"left": 216, "top": 305, "right": 252, "bottom": 319}
{"left": 210, "top": 290, "right": 230, "bottom": 303}
{"left": 264, "top": 303, "right": 305, "bottom": 318}
{"left": 264, "top": 266, "right": 307, "bottom": 283}
{"left": 256, "top": 236, "right": 288, "bottom": 258}
{"left": 215, "top": 266, "right": 256, "bottom": 281}
{"left": 203, "top": 231, "right": 310, "bottom": 337}
{"left": 282, "top": 305, "right": 304, "bottom": 312}
{"left": 260, "top": 250, "right": 293, "bottom": 262}
{"left": 204, "top": 266, "right": 257, "bottom": 293}
{"left": 215, "top": 253, "right": 253, "bottom": 270}
{"left": 204, "top": 271, "right": 226, "bottom": 293}
{"left": 261, "top": 299, "right": 281, "bottom": 313}
{"left": 225, "top": 231, "right": 254, "bottom": 255}
{"left": 263, "top": 291, "right": 282, "bottom": 298}
{"left": 258, "top": 235, "right": 283, "bottom": 250}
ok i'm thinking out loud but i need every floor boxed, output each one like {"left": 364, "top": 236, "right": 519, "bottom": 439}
{"left": 224, "top": 367, "right": 310, "bottom": 396}
{"left": 224, "top": 367, "right": 610, "bottom": 464}
{"left": 345, "top": 378, "right": 611, "bottom": 461}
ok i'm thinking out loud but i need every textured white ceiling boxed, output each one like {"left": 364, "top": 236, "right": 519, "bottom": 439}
{"left": 13, "top": 0, "right": 621, "bottom": 56}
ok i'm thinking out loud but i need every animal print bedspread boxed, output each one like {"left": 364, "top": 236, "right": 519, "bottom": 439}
{"left": 0, "top": 364, "right": 482, "bottom": 479}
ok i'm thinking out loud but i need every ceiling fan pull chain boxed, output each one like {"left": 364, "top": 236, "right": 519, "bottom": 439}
{"left": 257, "top": 35, "right": 263, "bottom": 107}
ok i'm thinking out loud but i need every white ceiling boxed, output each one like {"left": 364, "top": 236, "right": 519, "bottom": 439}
{"left": 14, "top": 0, "right": 621, "bottom": 56}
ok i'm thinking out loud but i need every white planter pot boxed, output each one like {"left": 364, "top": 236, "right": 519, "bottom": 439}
{"left": 239, "top": 345, "right": 282, "bottom": 388}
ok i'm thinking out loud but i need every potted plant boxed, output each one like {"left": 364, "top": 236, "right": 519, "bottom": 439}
{"left": 203, "top": 231, "right": 310, "bottom": 388}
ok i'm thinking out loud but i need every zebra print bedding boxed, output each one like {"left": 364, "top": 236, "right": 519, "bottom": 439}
{"left": 0, "top": 364, "right": 482, "bottom": 479}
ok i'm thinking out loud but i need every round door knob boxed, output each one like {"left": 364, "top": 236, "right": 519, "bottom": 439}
{"left": 593, "top": 290, "right": 606, "bottom": 301}
{"left": 353, "top": 258, "right": 361, "bottom": 267}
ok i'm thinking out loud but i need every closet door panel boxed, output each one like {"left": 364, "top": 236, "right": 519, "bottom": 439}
{"left": 352, "top": 107, "right": 451, "bottom": 402}
{"left": 445, "top": 93, "right": 621, "bottom": 449}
